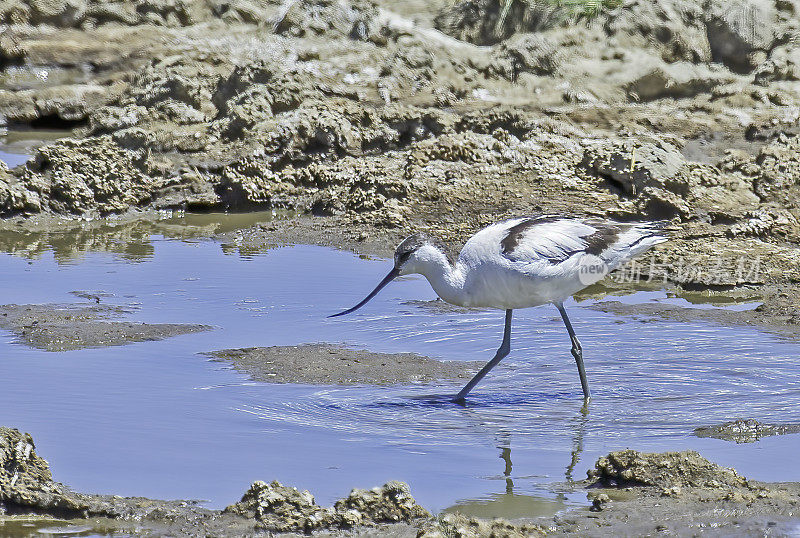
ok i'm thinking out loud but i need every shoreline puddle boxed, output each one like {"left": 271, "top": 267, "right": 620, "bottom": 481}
{"left": 0, "top": 228, "right": 798, "bottom": 514}
{"left": 0, "top": 127, "right": 80, "bottom": 169}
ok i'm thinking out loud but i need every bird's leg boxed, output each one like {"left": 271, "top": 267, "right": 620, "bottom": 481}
{"left": 555, "top": 302, "right": 591, "bottom": 400}
{"left": 454, "top": 309, "right": 513, "bottom": 401}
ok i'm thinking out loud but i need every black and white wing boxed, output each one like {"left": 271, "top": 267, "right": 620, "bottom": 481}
{"left": 474, "top": 215, "right": 667, "bottom": 270}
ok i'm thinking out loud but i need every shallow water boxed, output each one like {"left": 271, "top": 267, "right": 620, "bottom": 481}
{"left": 0, "top": 127, "right": 78, "bottom": 169}
{"left": 0, "top": 215, "right": 799, "bottom": 517}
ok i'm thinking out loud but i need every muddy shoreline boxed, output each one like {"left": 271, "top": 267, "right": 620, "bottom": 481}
{"left": 3, "top": 427, "right": 800, "bottom": 537}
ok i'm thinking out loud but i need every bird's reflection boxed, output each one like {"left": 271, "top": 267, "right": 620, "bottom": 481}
{"left": 436, "top": 398, "right": 593, "bottom": 519}
{"left": 565, "top": 400, "right": 589, "bottom": 483}
{"left": 495, "top": 401, "right": 588, "bottom": 499}
{"left": 498, "top": 433, "right": 514, "bottom": 494}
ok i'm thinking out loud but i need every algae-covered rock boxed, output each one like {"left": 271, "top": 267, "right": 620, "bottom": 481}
{"left": 0, "top": 426, "right": 88, "bottom": 515}
{"left": 0, "top": 427, "right": 52, "bottom": 495}
{"left": 226, "top": 479, "right": 429, "bottom": 531}
{"left": 587, "top": 449, "right": 747, "bottom": 489}
{"left": 0, "top": 163, "right": 42, "bottom": 214}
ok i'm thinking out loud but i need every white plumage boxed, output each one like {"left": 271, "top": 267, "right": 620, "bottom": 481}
{"left": 331, "top": 215, "right": 668, "bottom": 401}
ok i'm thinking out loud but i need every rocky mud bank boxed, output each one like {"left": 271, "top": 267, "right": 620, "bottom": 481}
{"left": 3, "top": 427, "right": 800, "bottom": 536}
{"left": 1, "top": 0, "right": 800, "bottom": 329}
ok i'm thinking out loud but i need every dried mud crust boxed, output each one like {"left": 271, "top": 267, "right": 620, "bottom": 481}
{"left": 204, "top": 343, "right": 485, "bottom": 385}
{"left": 0, "top": 303, "right": 210, "bottom": 351}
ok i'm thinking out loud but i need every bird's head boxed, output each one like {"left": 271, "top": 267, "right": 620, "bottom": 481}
{"left": 393, "top": 232, "right": 440, "bottom": 276}
{"left": 329, "top": 232, "right": 445, "bottom": 317}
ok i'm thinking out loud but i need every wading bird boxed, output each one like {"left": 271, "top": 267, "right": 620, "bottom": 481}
{"left": 330, "top": 216, "right": 667, "bottom": 401}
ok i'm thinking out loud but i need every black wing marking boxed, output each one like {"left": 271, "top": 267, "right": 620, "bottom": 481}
{"left": 500, "top": 216, "right": 565, "bottom": 257}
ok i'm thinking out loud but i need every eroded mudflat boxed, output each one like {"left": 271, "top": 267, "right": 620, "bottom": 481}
{"left": 2, "top": 0, "right": 800, "bottom": 535}
{"left": 0, "top": 303, "right": 210, "bottom": 351}
{"left": 205, "top": 343, "right": 484, "bottom": 385}
{"left": 590, "top": 299, "right": 800, "bottom": 340}
{"left": 5, "top": 427, "right": 800, "bottom": 537}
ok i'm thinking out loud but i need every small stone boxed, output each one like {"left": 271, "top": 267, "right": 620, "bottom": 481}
{"left": 590, "top": 493, "right": 611, "bottom": 511}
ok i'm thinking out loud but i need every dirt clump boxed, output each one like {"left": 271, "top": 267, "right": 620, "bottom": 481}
{"left": 225, "top": 479, "right": 430, "bottom": 532}
{"left": 223, "top": 480, "right": 334, "bottom": 533}
{"left": 588, "top": 449, "right": 747, "bottom": 489}
{"left": 334, "top": 480, "right": 431, "bottom": 525}
{"left": 2, "top": 137, "right": 153, "bottom": 216}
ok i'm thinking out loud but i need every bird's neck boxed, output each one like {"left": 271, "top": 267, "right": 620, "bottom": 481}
{"left": 414, "top": 248, "right": 467, "bottom": 306}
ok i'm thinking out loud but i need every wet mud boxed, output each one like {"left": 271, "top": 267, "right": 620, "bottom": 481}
{"left": 0, "top": 303, "right": 210, "bottom": 351}
{"left": 205, "top": 343, "right": 484, "bottom": 385}
{"left": 695, "top": 419, "right": 800, "bottom": 444}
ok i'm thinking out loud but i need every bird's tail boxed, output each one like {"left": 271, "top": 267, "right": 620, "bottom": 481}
{"left": 604, "top": 221, "right": 669, "bottom": 270}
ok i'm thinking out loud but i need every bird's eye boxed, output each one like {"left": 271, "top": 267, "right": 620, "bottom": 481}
{"left": 396, "top": 251, "right": 411, "bottom": 265}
